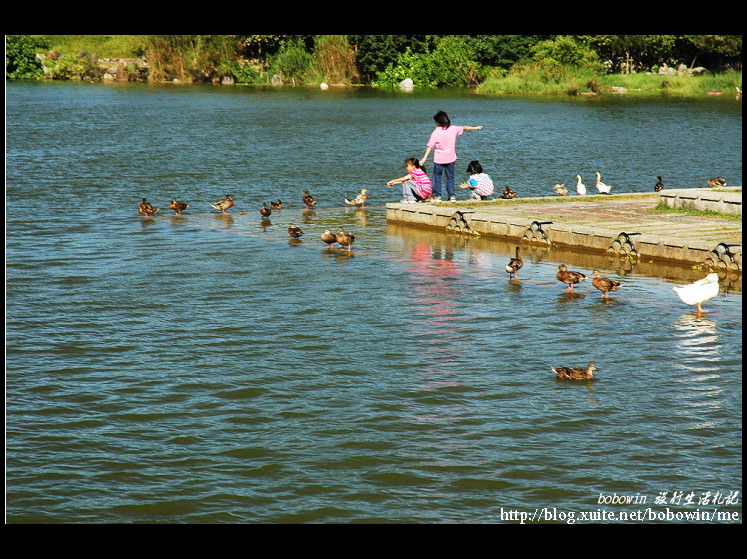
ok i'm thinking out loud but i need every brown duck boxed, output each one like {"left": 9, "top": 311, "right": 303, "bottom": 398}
{"left": 210, "top": 195, "right": 234, "bottom": 214}
{"left": 138, "top": 198, "right": 159, "bottom": 217}
{"left": 336, "top": 227, "right": 355, "bottom": 251}
{"left": 321, "top": 229, "right": 337, "bottom": 247}
{"left": 592, "top": 270, "right": 623, "bottom": 299}
{"left": 302, "top": 190, "right": 316, "bottom": 209}
{"left": 505, "top": 246, "right": 523, "bottom": 279}
{"left": 288, "top": 224, "right": 304, "bottom": 238}
{"left": 260, "top": 203, "right": 272, "bottom": 218}
{"left": 556, "top": 264, "right": 586, "bottom": 292}
{"left": 552, "top": 363, "right": 599, "bottom": 380}
{"left": 169, "top": 199, "right": 188, "bottom": 216}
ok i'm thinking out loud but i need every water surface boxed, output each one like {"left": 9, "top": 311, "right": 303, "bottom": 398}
{"left": 6, "top": 82, "right": 742, "bottom": 523}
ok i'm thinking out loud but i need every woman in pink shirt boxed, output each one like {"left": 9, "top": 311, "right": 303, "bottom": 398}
{"left": 386, "top": 157, "right": 432, "bottom": 202}
{"left": 421, "top": 111, "right": 483, "bottom": 202}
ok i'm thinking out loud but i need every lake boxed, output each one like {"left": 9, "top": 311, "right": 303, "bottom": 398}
{"left": 5, "top": 81, "right": 742, "bottom": 523}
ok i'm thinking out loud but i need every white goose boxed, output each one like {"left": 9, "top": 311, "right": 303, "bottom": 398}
{"left": 673, "top": 273, "right": 720, "bottom": 315}
{"left": 594, "top": 171, "right": 611, "bottom": 194}
{"left": 574, "top": 174, "right": 586, "bottom": 195}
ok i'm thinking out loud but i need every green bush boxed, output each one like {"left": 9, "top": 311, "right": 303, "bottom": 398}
{"left": 6, "top": 35, "right": 50, "bottom": 79}
{"left": 271, "top": 40, "right": 314, "bottom": 85}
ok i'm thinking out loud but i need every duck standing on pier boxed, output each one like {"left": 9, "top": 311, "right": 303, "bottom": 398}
{"left": 556, "top": 264, "right": 587, "bottom": 292}
{"left": 594, "top": 171, "right": 612, "bottom": 194}
{"left": 707, "top": 177, "right": 727, "bottom": 188}
{"left": 553, "top": 183, "right": 568, "bottom": 196}
{"left": 654, "top": 176, "right": 664, "bottom": 192}
{"left": 552, "top": 363, "right": 599, "bottom": 380}
{"left": 501, "top": 185, "right": 517, "bottom": 199}
{"left": 574, "top": 175, "right": 586, "bottom": 195}
{"left": 505, "top": 247, "right": 523, "bottom": 279}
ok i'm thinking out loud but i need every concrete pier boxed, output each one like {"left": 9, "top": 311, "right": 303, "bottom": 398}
{"left": 386, "top": 188, "right": 742, "bottom": 273}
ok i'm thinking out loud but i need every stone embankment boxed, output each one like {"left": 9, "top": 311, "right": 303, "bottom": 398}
{"left": 386, "top": 188, "right": 742, "bottom": 273}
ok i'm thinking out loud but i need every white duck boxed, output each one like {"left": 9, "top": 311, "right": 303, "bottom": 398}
{"left": 673, "top": 273, "right": 720, "bottom": 315}
{"left": 574, "top": 175, "right": 586, "bottom": 195}
{"left": 594, "top": 171, "right": 611, "bottom": 194}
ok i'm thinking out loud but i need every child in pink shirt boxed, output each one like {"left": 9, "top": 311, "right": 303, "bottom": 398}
{"left": 386, "top": 158, "right": 432, "bottom": 202}
{"left": 421, "top": 111, "right": 483, "bottom": 202}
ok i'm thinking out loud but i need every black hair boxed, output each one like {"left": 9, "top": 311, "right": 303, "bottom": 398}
{"left": 405, "top": 157, "right": 425, "bottom": 170}
{"left": 433, "top": 110, "right": 450, "bottom": 128}
{"left": 466, "top": 160, "right": 483, "bottom": 174}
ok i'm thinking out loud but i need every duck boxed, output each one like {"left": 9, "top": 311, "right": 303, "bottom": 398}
{"left": 553, "top": 183, "right": 568, "bottom": 196}
{"left": 654, "top": 176, "right": 664, "bottom": 192}
{"left": 556, "top": 264, "right": 587, "bottom": 292}
{"left": 501, "top": 185, "right": 517, "bottom": 199}
{"left": 591, "top": 270, "right": 623, "bottom": 299}
{"left": 270, "top": 200, "right": 283, "bottom": 210}
{"left": 260, "top": 203, "right": 272, "bottom": 218}
{"left": 707, "top": 177, "right": 727, "bottom": 188}
{"left": 169, "top": 199, "right": 188, "bottom": 216}
{"left": 573, "top": 175, "right": 586, "bottom": 195}
{"left": 302, "top": 190, "right": 316, "bottom": 209}
{"left": 673, "top": 273, "right": 720, "bottom": 315}
{"left": 345, "top": 188, "right": 369, "bottom": 207}
{"left": 321, "top": 229, "right": 338, "bottom": 247}
{"left": 594, "top": 171, "right": 611, "bottom": 194}
{"left": 210, "top": 194, "right": 234, "bottom": 214}
{"left": 336, "top": 227, "right": 355, "bottom": 251}
{"left": 138, "top": 198, "right": 159, "bottom": 217}
{"left": 288, "top": 224, "right": 304, "bottom": 238}
{"left": 551, "top": 363, "right": 599, "bottom": 380}
{"left": 505, "top": 246, "right": 523, "bottom": 279}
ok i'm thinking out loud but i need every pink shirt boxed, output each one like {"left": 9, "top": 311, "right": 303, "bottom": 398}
{"left": 427, "top": 125, "right": 464, "bottom": 164}
{"left": 410, "top": 167, "right": 432, "bottom": 198}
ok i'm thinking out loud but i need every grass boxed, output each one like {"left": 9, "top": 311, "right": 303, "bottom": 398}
{"left": 651, "top": 202, "right": 742, "bottom": 220}
{"left": 34, "top": 35, "right": 149, "bottom": 58}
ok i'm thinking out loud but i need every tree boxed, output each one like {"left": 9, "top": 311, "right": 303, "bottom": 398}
{"left": 6, "top": 35, "right": 50, "bottom": 79}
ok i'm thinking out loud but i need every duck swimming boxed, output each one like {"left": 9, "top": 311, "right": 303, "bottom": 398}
{"left": 138, "top": 198, "right": 159, "bottom": 217}
{"left": 707, "top": 177, "right": 727, "bottom": 188}
{"left": 654, "top": 176, "right": 664, "bottom": 192}
{"left": 594, "top": 171, "right": 611, "bottom": 194}
{"left": 288, "top": 224, "right": 304, "bottom": 238}
{"left": 270, "top": 200, "right": 283, "bottom": 209}
{"left": 673, "top": 273, "right": 720, "bottom": 315}
{"left": 574, "top": 175, "right": 586, "bottom": 195}
{"left": 552, "top": 363, "right": 599, "bottom": 380}
{"left": 169, "top": 199, "right": 188, "bottom": 216}
{"left": 591, "top": 270, "right": 623, "bottom": 299}
{"left": 556, "top": 264, "right": 587, "bottom": 292}
{"left": 260, "top": 203, "right": 272, "bottom": 218}
{"left": 303, "top": 190, "right": 316, "bottom": 209}
{"left": 336, "top": 227, "right": 355, "bottom": 251}
{"left": 210, "top": 195, "right": 234, "bottom": 214}
{"left": 505, "top": 246, "right": 523, "bottom": 279}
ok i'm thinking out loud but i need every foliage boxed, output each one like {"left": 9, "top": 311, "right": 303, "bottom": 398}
{"left": 42, "top": 51, "right": 106, "bottom": 80}
{"left": 373, "top": 35, "right": 482, "bottom": 88}
{"left": 313, "top": 35, "right": 360, "bottom": 84}
{"left": 530, "top": 35, "right": 604, "bottom": 72}
{"left": 271, "top": 38, "right": 315, "bottom": 84}
{"left": 6, "top": 35, "right": 50, "bottom": 79}
{"left": 348, "top": 35, "right": 433, "bottom": 82}
{"left": 144, "top": 35, "right": 241, "bottom": 82}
